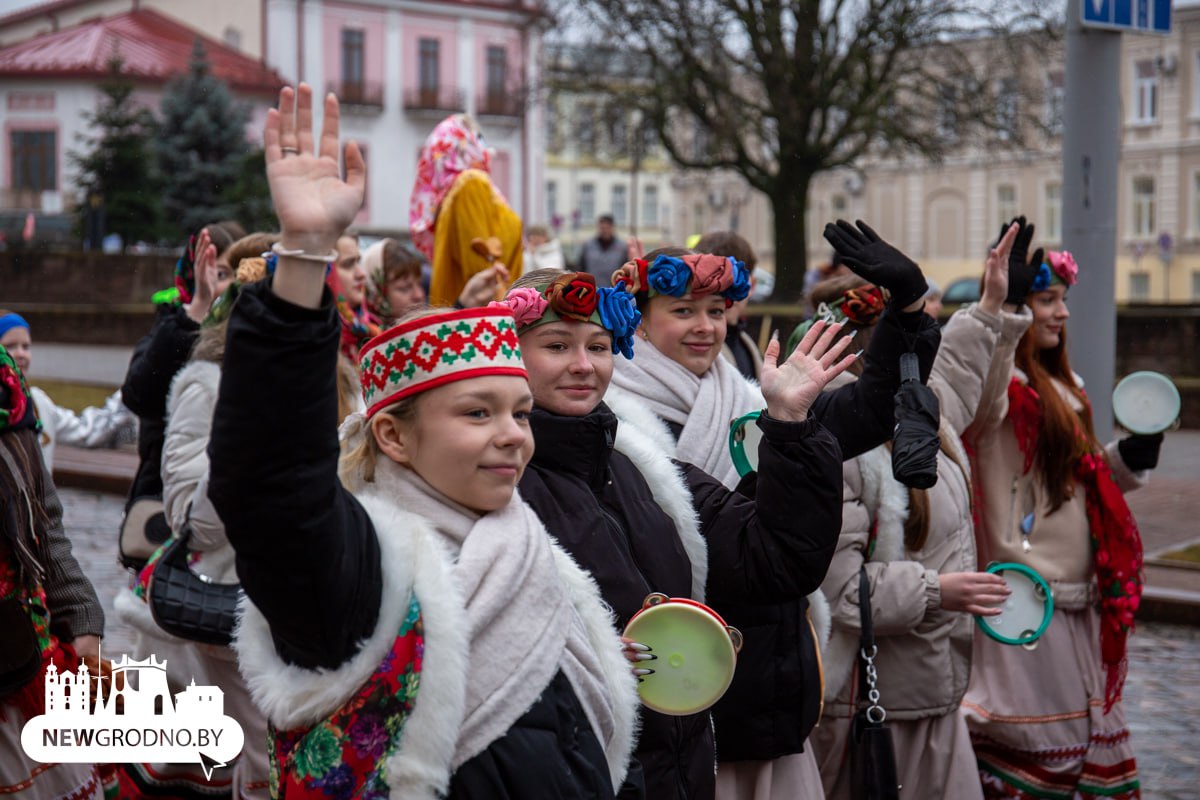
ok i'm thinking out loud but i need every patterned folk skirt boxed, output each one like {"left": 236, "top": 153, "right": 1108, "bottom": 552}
{"left": 961, "top": 606, "right": 1139, "bottom": 799}
{"left": 0, "top": 703, "right": 103, "bottom": 799}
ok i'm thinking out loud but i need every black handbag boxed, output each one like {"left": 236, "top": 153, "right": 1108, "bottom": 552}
{"left": 850, "top": 567, "right": 901, "bottom": 800}
{"left": 147, "top": 523, "right": 241, "bottom": 647}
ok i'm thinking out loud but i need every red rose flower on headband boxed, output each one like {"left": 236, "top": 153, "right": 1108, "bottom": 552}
{"left": 687, "top": 254, "right": 736, "bottom": 297}
{"left": 545, "top": 273, "right": 600, "bottom": 322}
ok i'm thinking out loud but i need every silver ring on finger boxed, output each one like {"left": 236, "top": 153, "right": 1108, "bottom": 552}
{"left": 281, "top": 146, "right": 299, "bottom": 155}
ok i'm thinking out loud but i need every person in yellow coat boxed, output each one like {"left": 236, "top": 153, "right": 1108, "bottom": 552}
{"left": 409, "top": 114, "right": 523, "bottom": 306}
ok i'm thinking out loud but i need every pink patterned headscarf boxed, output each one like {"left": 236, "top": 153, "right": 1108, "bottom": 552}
{"left": 409, "top": 114, "right": 496, "bottom": 259}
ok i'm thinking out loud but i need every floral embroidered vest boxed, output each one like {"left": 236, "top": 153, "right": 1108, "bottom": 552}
{"left": 267, "top": 595, "right": 424, "bottom": 799}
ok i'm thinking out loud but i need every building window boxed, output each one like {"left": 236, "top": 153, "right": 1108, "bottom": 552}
{"left": 418, "top": 38, "right": 439, "bottom": 95}
{"left": 643, "top": 185, "right": 659, "bottom": 227}
{"left": 546, "top": 180, "right": 558, "bottom": 221}
{"left": 996, "top": 77, "right": 1018, "bottom": 140}
{"left": 577, "top": 104, "right": 596, "bottom": 155}
{"left": 692, "top": 119, "right": 710, "bottom": 161}
{"left": 1045, "top": 71, "right": 1065, "bottom": 136}
{"left": 996, "top": 184, "right": 1017, "bottom": 229}
{"left": 1191, "top": 270, "right": 1200, "bottom": 300}
{"left": 342, "top": 29, "right": 365, "bottom": 90}
{"left": 10, "top": 130, "right": 56, "bottom": 193}
{"left": 579, "top": 183, "right": 595, "bottom": 222}
{"left": 1194, "top": 52, "right": 1200, "bottom": 116}
{"left": 1045, "top": 182, "right": 1062, "bottom": 241}
{"left": 1132, "top": 176, "right": 1156, "bottom": 237}
{"left": 612, "top": 184, "right": 627, "bottom": 225}
{"left": 486, "top": 46, "right": 507, "bottom": 99}
{"left": 606, "top": 106, "right": 627, "bottom": 155}
{"left": 1129, "top": 272, "right": 1150, "bottom": 301}
{"left": 223, "top": 26, "right": 242, "bottom": 51}
{"left": 1134, "top": 60, "right": 1158, "bottom": 123}
{"left": 831, "top": 194, "right": 848, "bottom": 217}
{"left": 938, "top": 82, "right": 959, "bottom": 142}
{"left": 1192, "top": 172, "right": 1200, "bottom": 235}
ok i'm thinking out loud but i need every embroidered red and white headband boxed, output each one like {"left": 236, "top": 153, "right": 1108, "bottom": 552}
{"left": 358, "top": 308, "right": 526, "bottom": 418}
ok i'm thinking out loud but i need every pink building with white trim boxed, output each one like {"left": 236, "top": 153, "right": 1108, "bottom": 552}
{"left": 266, "top": 0, "right": 546, "bottom": 233}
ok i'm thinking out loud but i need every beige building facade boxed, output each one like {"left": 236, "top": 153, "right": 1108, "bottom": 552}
{"left": 663, "top": 10, "right": 1200, "bottom": 303}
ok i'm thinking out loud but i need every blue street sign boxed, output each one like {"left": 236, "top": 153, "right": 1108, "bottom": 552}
{"left": 1082, "top": 0, "right": 1171, "bottom": 34}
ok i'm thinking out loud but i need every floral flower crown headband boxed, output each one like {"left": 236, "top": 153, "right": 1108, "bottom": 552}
{"left": 789, "top": 284, "right": 886, "bottom": 346}
{"left": 1030, "top": 250, "right": 1079, "bottom": 293}
{"left": 611, "top": 253, "right": 752, "bottom": 308}
{"left": 493, "top": 272, "right": 642, "bottom": 359}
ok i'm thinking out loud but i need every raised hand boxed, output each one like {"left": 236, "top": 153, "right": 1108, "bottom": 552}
{"left": 760, "top": 320, "right": 857, "bottom": 422}
{"left": 265, "top": 84, "right": 365, "bottom": 255}
{"left": 459, "top": 263, "right": 511, "bottom": 308}
{"left": 822, "top": 219, "right": 927, "bottom": 309}
{"left": 185, "top": 227, "right": 219, "bottom": 323}
{"left": 1002, "top": 216, "right": 1043, "bottom": 307}
{"left": 939, "top": 571, "right": 1011, "bottom": 616}
{"left": 980, "top": 222, "right": 1019, "bottom": 315}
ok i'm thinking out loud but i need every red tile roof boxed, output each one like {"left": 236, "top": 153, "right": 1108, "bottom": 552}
{"left": 0, "top": 8, "right": 283, "bottom": 94}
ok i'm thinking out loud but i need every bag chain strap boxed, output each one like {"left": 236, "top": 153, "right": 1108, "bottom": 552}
{"left": 859, "top": 642, "right": 886, "bottom": 723}
{"left": 858, "top": 566, "right": 887, "bottom": 724}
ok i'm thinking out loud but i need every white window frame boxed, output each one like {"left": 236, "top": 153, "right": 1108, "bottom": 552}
{"left": 1129, "top": 272, "right": 1150, "bottom": 301}
{"left": 1044, "top": 181, "right": 1062, "bottom": 242}
{"left": 1045, "top": 71, "right": 1065, "bottom": 135}
{"left": 1133, "top": 60, "right": 1158, "bottom": 124}
{"left": 579, "top": 182, "right": 595, "bottom": 223}
{"left": 642, "top": 184, "right": 659, "bottom": 227}
{"left": 612, "top": 183, "right": 628, "bottom": 226}
{"left": 1132, "top": 176, "right": 1156, "bottom": 238}
{"left": 996, "top": 183, "right": 1017, "bottom": 230}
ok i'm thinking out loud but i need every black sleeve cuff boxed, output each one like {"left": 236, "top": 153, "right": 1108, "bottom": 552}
{"left": 756, "top": 410, "right": 823, "bottom": 442}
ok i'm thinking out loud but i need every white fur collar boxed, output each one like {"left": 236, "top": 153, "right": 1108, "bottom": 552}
{"left": 234, "top": 492, "right": 637, "bottom": 795}
{"left": 166, "top": 360, "right": 221, "bottom": 418}
{"left": 605, "top": 387, "right": 707, "bottom": 602}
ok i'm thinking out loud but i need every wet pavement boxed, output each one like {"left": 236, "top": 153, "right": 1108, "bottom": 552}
{"left": 58, "top": 486, "right": 1200, "bottom": 799}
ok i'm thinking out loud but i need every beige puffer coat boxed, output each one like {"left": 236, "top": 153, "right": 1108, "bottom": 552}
{"left": 963, "top": 321, "right": 1147, "bottom": 611}
{"left": 818, "top": 303, "right": 1030, "bottom": 720}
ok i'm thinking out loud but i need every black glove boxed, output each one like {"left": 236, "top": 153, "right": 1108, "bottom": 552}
{"left": 1001, "top": 216, "right": 1044, "bottom": 306}
{"left": 1118, "top": 432, "right": 1164, "bottom": 472}
{"left": 822, "top": 219, "right": 927, "bottom": 308}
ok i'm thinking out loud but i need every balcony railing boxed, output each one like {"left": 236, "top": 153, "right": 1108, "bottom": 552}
{"left": 403, "top": 87, "right": 465, "bottom": 114}
{"left": 477, "top": 90, "right": 524, "bottom": 118}
{"left": 328, "top": 80, "right": 384, "bottom": 110}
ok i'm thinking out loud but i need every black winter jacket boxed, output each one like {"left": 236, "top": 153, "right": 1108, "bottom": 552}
{"left": 208, "top": 283, "right": 620, "bottom": 799}
{"left": 709, "top": 305, "right": 941, "bottom": 763}
{"left": 121, "top": 303, "right": 200, "bottom": 505}
{"left": 519, "top": 402, "right": 843, "bottom": 800}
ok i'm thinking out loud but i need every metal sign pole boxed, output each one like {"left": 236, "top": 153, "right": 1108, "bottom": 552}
{"left": 1064, "top": 0, "right": 1122, "bottom": 442}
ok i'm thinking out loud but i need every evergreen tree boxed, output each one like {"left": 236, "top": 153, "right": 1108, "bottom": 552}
{"left": 225, "top": 149, "right": 278, "bottom": 234}
{"left": 157, "top": 38, "right": 252, "bottom": 237}
{"left": 70, "top": 57, "right": 163, "bottom": 247}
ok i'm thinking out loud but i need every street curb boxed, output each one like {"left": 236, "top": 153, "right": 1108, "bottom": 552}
{"left": 1138, "top": 586, "right": 1200, "bottom": 626}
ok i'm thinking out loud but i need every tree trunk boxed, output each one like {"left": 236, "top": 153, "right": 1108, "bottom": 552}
{"left": 768, "top": 171, "right": 813, "bottom": 303}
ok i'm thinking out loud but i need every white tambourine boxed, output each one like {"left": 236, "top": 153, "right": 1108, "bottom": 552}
{"left": 728, "top": 411, "right": 763, "bottom": 477}
{"left": 974, "top": 562, "right": 1054, "bottom": 647}
{"left": 1112, "top": 371, "right": 1180, "bottom": 435}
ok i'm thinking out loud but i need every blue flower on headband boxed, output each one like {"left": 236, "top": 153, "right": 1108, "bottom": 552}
{"left": 264, "top": 252, "right": 279, "bottom": 275}
{"left": 596, "top": 282, "right": 642, "bottom": 359}
{"left": 727, "top": 258, "right": 752, "bottom": 302}
{"left": 1030, "top": 261, "right": 1052, "bottom": 293}
{"left": 647, "top": 255, "right": 692, "bottom": 297}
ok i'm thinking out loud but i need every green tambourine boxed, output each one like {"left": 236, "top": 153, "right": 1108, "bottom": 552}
{"left": 974, "top": 562, "right": 1054, "bottom": 647}
{"left": 728, "top": 410, "right": 763, "bottom": 477}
